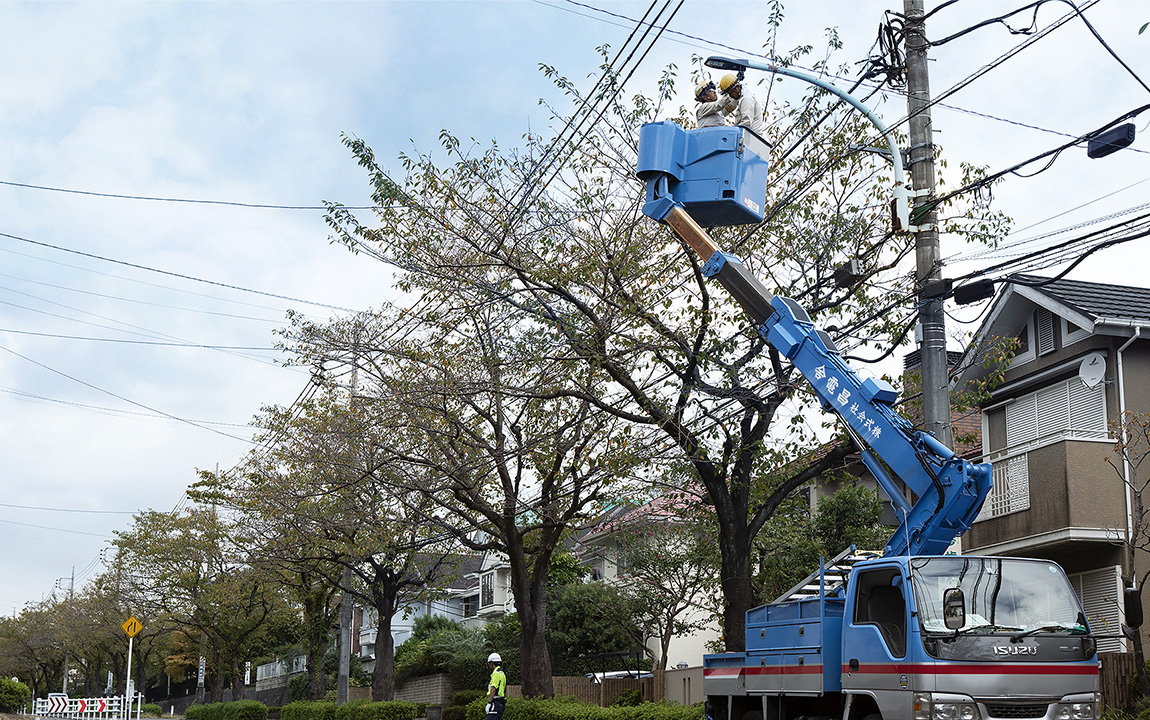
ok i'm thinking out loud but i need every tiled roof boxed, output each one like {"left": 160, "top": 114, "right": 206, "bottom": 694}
{"left": 1014, "top": 274, "right": 1150, "bottom": 324}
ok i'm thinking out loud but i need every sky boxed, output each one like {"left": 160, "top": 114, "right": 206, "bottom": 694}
{"left": 1, "top": 0, "right": 1147, "bottom": 615}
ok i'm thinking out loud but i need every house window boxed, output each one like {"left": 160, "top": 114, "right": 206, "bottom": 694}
{"left": 979, "top": 376, "right": 1107, "bottom": 521}
{"left": 1008, "top": 315, "right": 1036, "bottom": 368}
{"left": 1069, "top": 566, "right": 1125, "bottom": 653}
{"left": 978, "top": 453, "right": 1030, "bottom": 520}
{"left": 1003, "top": 376, "right": 1107, "bottom": 447}
{"left": 463, "top": 594, "right": 478, "bottom": 618}
{"left": 1062, "top": 317, "right": 1090, "bottom": 347}
{"left": 481, "top": 572, "right": 494, "bottom": 608}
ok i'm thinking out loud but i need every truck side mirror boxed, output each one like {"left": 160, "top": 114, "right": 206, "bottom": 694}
{"left": 943, "top": 587, "right": 966, "bottom": 630}
{"left": 1125, "top": 587, "right": 1144, "bottom": 628}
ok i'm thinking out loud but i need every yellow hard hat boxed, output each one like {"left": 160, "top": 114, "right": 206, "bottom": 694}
{"left": 719, "top": 73, "right": 739, "bottom": 92}
{"left": 695, "top": 80, "right": 716, "bottom": 100}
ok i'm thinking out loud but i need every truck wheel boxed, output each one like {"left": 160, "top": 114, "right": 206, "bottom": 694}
{"left": 861, "top": 714, "right": 882, "bottom": 720}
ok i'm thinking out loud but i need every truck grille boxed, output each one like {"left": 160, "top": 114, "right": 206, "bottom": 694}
{"left": 985, "top": 704, "right": 1048, "bottom": 719}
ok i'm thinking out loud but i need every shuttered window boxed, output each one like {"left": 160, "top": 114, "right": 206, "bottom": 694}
{"left": 980, "top": 377, "right": 1108, "bottom": 521}
{"left": 1002, "top": 376, "right": 1107, "bottom": 448}
{"left": 1070, "top": 566, "right": 1126, "bottom": 653}
{"left": 1037, "top": 308, "right": 1056, "bottom": 356}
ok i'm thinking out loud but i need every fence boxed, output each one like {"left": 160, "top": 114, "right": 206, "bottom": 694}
{"left": 1100, "top": 651, "right": 1138, "bottom": 711}
{"left": 34, "top": 694, "right": 144, "bottom": 720}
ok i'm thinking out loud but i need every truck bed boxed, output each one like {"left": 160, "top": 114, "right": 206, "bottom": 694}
{"left": 705, "top": 595, "right": 845, "bottom": 696}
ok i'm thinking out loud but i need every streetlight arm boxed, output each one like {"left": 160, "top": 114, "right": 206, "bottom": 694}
{"left": 705, "top": 56, "right": 911, "bottom": 231}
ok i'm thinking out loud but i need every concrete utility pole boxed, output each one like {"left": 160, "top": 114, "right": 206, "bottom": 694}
{"left": 904, "top": 0, "right": 952, "bottom": 447}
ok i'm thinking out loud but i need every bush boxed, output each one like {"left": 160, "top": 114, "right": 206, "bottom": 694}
{"left": 140, "top": 703, "right": 164, "bottom": 717}
{"left": 0, "top": 677, "right": 30, "bottom": 713}
{"left": 612, "top": 691, "right": 642, "bottom": 708}
{"left": 281, "top": 700, "right": 419, "bottom": 720}
{"left": 288, "top": 674, "right": 312, "bottom": 703}
{"left": 186, "top": 700, "right": 269, "bottom": 720}
{"left": 451, "top": 691, "right": 486, "bottom": 707}
{"left": 462, "top": 697, "right": 703, "bottom": 720}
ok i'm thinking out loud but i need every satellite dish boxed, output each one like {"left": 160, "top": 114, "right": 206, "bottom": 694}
{"left": 1078, "top": 351, "right": 1106, "bottom": 389}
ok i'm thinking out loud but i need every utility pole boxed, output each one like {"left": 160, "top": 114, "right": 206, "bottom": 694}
{"left": 904, "top": 0, "right": 952, "bottom": 447}
{"left": 58, "top": 567, "right": 75, "bottom": 694}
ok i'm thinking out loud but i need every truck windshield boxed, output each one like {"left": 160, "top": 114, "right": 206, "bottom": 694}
{"left": 910, "top": 557, "right": 1086, "bottom": 635}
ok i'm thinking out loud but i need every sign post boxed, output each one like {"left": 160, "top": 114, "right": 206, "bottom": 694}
{"left": 121, "top": 616, "right": 143, "bottom": 720}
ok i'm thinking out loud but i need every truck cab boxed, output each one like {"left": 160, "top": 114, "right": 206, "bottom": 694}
{"left": 841, "top": 555, "right": 1098, "bottom": 720}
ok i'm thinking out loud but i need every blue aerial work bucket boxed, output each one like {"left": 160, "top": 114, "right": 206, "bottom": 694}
{"left": 636, "top": 120, "right": 770, "bottom": 227}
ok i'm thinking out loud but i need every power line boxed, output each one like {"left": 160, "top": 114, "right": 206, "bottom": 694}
{"left": 0, "top": 179, "right": 379, "bottom": 211}
{"left": 0, "top": 517, "right": 114, "bottom": 538}
{"left": 0, "top": 231, "right": 359, "bottom": 313}
{"left": 0, "top": 327, "right": 276, "bottom": 350}
{"left": 0, "top": 385, "right": 252, "bottom": 427}
{"left": 0, "top": 343, "right": 253, "bottom": 443}
{"left": 0, "top": 502, "right": 139, "bottom": 515}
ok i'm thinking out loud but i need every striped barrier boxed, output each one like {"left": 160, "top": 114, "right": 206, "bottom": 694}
{"left": 35, "top": 693, "right": 143, "bottom": 719}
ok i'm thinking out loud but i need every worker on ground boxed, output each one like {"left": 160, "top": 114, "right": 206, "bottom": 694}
{"left": 694, "top": 80, "right": 732, "bottom": 129}
{"left": 485, "top": 652, "right": 507, "bottom": 720}
{"left": 719, "top": 73, "right": 768, "bottom": 138}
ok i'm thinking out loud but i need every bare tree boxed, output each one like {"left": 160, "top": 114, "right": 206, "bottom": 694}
{"left": 1107, "top": 411, "right": 1150, "bottom": 696}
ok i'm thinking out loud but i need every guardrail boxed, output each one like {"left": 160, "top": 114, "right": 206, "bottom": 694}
{"left": 34, "top": 693, "right": 144, "bottom": 720}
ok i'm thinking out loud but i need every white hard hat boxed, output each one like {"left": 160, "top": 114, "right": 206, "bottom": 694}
{"left": 488, "top": 652, "right": 502, "bottom": 663}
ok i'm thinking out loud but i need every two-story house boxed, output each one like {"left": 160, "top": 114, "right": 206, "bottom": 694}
{"left": 953, "top": 274, "right": 1150, "bottom": 652}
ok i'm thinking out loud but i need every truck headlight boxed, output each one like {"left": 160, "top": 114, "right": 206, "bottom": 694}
{"left": 1056, "top": 699, "right": 1098, "bottom": 720}
{"left": 914, "top": 693, "right": 979, "bottom": 720}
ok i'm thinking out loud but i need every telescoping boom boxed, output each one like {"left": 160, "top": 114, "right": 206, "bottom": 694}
{"left": 635, "top": 119, "right": 991, "bottom": 556}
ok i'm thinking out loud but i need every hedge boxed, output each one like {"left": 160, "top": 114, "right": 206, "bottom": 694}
{"left": 280, "top": 700, "right": 420, "bottom": 720}
{"left": 186, "top": 700, "right": 268, "bottom": 720}
{"left": 463, "top": 696, "right": 704, "bottom": 720}
{"left": 0, "top": 678, "right": 31, "bottom": 713}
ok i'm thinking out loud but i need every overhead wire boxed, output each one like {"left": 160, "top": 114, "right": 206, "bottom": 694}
{"left": 0, "top": 231, "right": 359, "bottom": 313}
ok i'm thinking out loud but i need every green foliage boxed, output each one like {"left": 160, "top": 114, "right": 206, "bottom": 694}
{"left": 547, "top": 582, "right": 645, "bottom": 676}
{"left": 280, "top": 700, "right": 419, "bottom": 720}
{"left": 451, "top": 691, "right": 486, "bottom": 707}
{"left": 442, "top": 709, "right": 466, "bottom": 720}
{"left": 611, "top": 690, "right": 643, "bottom": 707}
{"left": 140, "top": 703, "right": 164, "bottom": 717}
{"left": 393, "top": 616, "right": 489, "bottom": 689}
{"left": 185, "top": 700, "right": 268, "bottom": 720}
{"left": 481, "top": 614, "right": 522, "bottom": 685}
{"left": 754, "top": 480, "right": 888, "bottom": 601}
{"left": 548, "top": 551, "right": 588, "bottom": 588}
{"left": 288, "top": 673, "right": 312, "bottom": 703}
{"left": 462, "top": 696, "right": 703, "bottom": 720}
{"left": 0, "top": 677, "right": 30, "bottom": 713}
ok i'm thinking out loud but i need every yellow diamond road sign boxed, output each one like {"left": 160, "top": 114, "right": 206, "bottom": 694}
{"left": 122, "top": 616, "right": 143, "bottom": 638}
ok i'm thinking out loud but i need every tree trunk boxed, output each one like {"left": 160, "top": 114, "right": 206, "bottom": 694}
{"left": 518, "top": 603, "right": 553, "bottom": 698}
{"left": 307, "top": 647, "right": 327, "bottom": 701}
{"left": 231, "top": 656, "right": 245, "bottom": 701}
{"left": 371, "top": 606, "right": 396, "bottom": 701}
{"left": 718, "top": 519, "right": 753, "bottom": 652}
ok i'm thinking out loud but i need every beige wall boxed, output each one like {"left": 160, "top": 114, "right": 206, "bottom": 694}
{"left": 663, "top": 666, "right": 705, "bottom": 706}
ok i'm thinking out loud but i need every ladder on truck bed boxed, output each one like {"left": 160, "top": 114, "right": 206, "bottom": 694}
{"left": 771, "top": 545, "right": 883, "bottom": 604}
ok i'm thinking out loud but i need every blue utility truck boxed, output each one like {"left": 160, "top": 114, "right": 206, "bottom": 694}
{"left": 636, "top": 118, "right": 1137, "bottom": 720}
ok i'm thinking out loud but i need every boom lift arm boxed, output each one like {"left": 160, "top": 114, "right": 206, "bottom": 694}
{"left": 635, "top": 124, "right": 991, "bottom": 557}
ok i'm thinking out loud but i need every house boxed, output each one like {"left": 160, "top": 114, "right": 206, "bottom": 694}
{"left": 573, "top": 494, "right": 721, "bottom": 669}
{"left": 356, "top": 554, "right": 485, "bottom": 672}
{"left": 952, "top": 274, "right": 1150, "bottom": 652}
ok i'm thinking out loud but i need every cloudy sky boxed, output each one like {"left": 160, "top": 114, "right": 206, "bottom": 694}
{"left": 2, "top": 0, "right": 1147, "bottom": 614}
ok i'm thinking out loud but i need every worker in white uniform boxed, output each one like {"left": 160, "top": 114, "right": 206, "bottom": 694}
{"left": 719, "top": 73, "right": 768, "bottom": 139}
{"left": 695, "top": 80, "right": 732, "bottom": 129}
